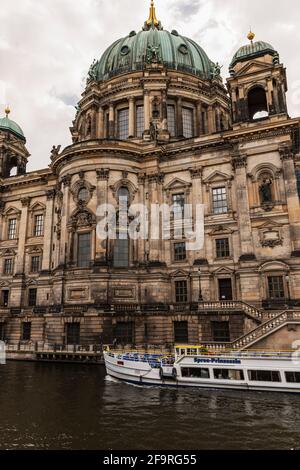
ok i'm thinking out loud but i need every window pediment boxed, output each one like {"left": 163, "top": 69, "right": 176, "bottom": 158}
{"left": 164, "top": 178, "right": 192, "bottom": 191}
{"left": 3, "top": 206, "right": 21, "bottom": 219}
{"left": 259, "top": 261, "right": 289, "bottom": 273}
{"left": 203, "top": 171, "right": 232, "bottom": 186}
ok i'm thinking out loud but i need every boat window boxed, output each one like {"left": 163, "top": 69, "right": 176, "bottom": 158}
{"left": 181, "top": 368, "right": 210, "bottom": 379}
{"left": 285, "top": 371, "right": 300, "bottom": 383}
{"left": 248, "top": 370, "right": 281, "bottom": 382}
{"left": 213, "top": 369, "right": 244, "bottom": 381}
{"left": 187, "top": 348, "right": 197, "bottom": 356}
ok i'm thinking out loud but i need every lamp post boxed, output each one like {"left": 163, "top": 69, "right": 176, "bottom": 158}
{"left": 198, "top": 268, "right": 203, "bottom": 302}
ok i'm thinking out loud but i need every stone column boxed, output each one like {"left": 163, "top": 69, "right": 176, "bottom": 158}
{"left": 97, "top": 107, "right": 104, "bottom": 139}
{"left": 95, "top": 169, "right": 110, "bottom": 263}
{"left": 15, "top": 197, "right": 30, "bottom": 274}
{"left": 144, "top": 92, "right": 150, "bottom": 134}
{"left": 59, "top": 175, "right": 71, "bottom": 266}
{"left": 109, "top": 103, "right": 115, "bottom": 139}
{"left": 232, "top": 153, "right": 255, "bottom": 260}
{"left": 177, "top": 97, "right": 183, "bottom": 137}
{"left": 128, "top": 97, "right": 135, "bottom": 138}
{"left": 207, "top": 105, "right": 215, "bottom": 134}
{"left": 190, "top": 168, "right": 205, "bottom": 264}
{"left": 196, "top": 101, "right": 202, "bottom": 136}
{"left": 41, "top": 190, "right": 56, "bottom": 272}
{"left": 280, "top": 146, "right": 300, "bottom": 254}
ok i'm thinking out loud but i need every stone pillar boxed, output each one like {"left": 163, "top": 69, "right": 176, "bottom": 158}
{"left": 41, "top": 190, "right": 56, "bottom": 272}
{"left": 177, "top": 97, "right": 183, "bottom": 137}
{"left": 232, "top": 153, "right": 255, "bottom": 260}
{"left": 15, "top": 197, "right": 30, "bottom": 274}
{"left": 144, "top": 92, "right": 150, "bottom": 134}
{"left": 98, "top": 107, "right": 104, "bottom": 139}
{"left": 109, "top": 103, "right": 115, "bottom": 139}
{"left": 95, "top": 169, "right": 110, "bottom": 263}
{"left": 266, "top": 78, "right": 275, "bottom": 114}
{"left": 207, "top": 105, "right": 216, "bottom": 134}
{"left": 128, "top": 97, "right": 135, "bottom": 138}
{"left": 280, "top": 146, "right": 300, "bottom": 254}
{"left": 190, "top": 168, "right": 206, "bottom": 265}
{"left": 148, "top": 173, "right": 164, "bottom": 263}
{"left": 196, "top": 101, "right": 202, "bottom": 136}
{"left": 59, "top": 175, "right": 71, "bottom": 266}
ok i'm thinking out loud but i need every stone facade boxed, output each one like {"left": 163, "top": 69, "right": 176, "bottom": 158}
{"left": 0, "top": 7, "right": 300, "bottom": 350}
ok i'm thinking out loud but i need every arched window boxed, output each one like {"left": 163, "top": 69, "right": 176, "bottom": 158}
{"left": 136, "top": 106, "right": 144, "bottom": 138}
{"left": 117, "top": 108, "right": 129, "bottom": 140}
{"left": 78, "top": 187, "right": 90, "bottom": 203}
{"left": 182, "top": 107, "right": 194, "bottom": 138}
{"left": 248, "top": 86, "right": 269, "bottom": 120}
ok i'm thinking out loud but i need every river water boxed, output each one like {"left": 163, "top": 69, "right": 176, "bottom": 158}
{"left": 0, "top": 361, "right": 299, "bottom": 450}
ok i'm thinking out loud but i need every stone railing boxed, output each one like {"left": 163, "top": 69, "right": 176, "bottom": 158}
{"left": 198, "top": 301, "right": 263, "bottom": 320}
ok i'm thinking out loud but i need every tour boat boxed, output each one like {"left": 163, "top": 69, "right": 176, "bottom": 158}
{"left": 103, "top": 345, "right": 300, "bottom": 393}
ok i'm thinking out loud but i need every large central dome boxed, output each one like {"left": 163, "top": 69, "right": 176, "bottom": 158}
{"left": 91, "top": 1, "right": 215, "bottom": 82}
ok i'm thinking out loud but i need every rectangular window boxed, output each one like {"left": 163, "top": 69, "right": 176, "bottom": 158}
{"left": 285, "top": 371, "right": 300, "bottom": 383}
{"left": 268, "top": 276, "right": 285, "bottom": 299}
{"left": 213, "top": 369, "right": 245, "bottom": 381}
{"left": 4, "top": 259, "right": 13, "bottom": 275}
{"left": 22, "top": 322, "right": 31, "bottom": 341}
{"left": 113, "top": 239, "right": 129, "bottom": 268}
{"left": 1, "top": 290, "right": 9, "bottom": 307}
{"left": 181, "top": 368, "right": 210, "bottom": 379}
{"left": 216, "top": 238, "right": 230, "bottom": 258}
{"left": 182, "top": 107, "right": 194, "bottom": 138}
{"left": 115, "top": 321, "right": 134, "bottom": 345}
{"left": 34, "top": 215, "right": 44, "bottom": 237}
{"left": 8, "top": 218, "right": 17, "bottom": 240}
{"left": 66, "top": 323, "right": 80, "bottom": 345}
{"left": 117, "top": 108, "right": 129, "bottom": 140}
{"left": 167, "top": 105, "right": 176, "bottom": 137}
{"left": 174, "top": 321, "right": 189, "bottom": 343}
{"left": 31, "top": 256, "right": 40, "bottom": 273}
{"left": 28, "top": 288, "right": 37, "bottom": 307}
{"left": 0, "top": 323, "right": 4, "bottom": 341}
{"left": 174, "top": 242, "right": 186, "bottom": 261}
{"left": 77, "top": 233, "right": 91, "bottom": 268}
{"left": 248, "top": 370, "right": 281, "bottom": 382}
{"left": 172, "top": 193, "right": 185, "bottom": 217}
{"left": 212, "top": 321, "right": 230, "bottom": 342}
{"left": 212, "top": 187, "right": 228, "bottom": 214}
{"left": 136, "top": 105, "right": 144, "bottom": 138}
{"left": 175, "top": 280, "right": 188, "bottom": 303}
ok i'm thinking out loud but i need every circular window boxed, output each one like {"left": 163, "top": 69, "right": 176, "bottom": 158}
{"left": 120, "top": 45, "right": 130, "bottom": 56}
{"left": 78, "top": 187, "right": 90, "bottom": 203}
{"left": 178, "top": 44, "right": 188, "bottom": 55}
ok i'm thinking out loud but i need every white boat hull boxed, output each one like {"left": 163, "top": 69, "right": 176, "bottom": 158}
{"left": 104, "top": 350, "right": 300, "bottom": 394}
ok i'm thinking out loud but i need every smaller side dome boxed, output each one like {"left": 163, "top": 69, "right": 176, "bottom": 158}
{"left": 230, "top": 40, "right": 278, "bottom": 68}
{"left": 0, "top": 108, "right": 26, "bottom": 141}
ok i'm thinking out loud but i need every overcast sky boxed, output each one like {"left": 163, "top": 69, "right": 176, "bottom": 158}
{"left": 0, "top": 0, "right": 300, "bottom": 171}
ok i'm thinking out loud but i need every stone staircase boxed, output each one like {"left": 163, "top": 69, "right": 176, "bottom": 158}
{"left": 204, "top": 310, "right": 300, "bottom": 351}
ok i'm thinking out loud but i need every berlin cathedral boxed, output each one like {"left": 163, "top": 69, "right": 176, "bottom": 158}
{"left": 0, "top": 1, "right": 300, "bottom": 351}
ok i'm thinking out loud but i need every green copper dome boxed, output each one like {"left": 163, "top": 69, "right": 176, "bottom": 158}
{"left": 88, "top": 3, "right": 215, "bottom": 82}
{"left": 0, "top": 113, "right": 25, "bottom": 141}
{"left": 230, "top": 40, "right": 277, "bottom": 68}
